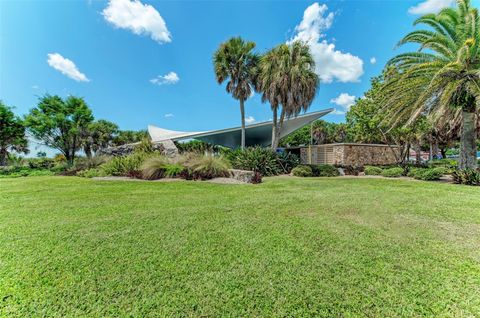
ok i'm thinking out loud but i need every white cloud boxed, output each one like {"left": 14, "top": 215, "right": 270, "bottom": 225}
{"left": 288, "top": 3, "right": 363, "bottom": 83}
{"left": 408, "top": 0, "right": 454, "bottom": 15}
{"left": 32, "top": 85, "right": 39, "bottom": 90}
{"left": 164, "top": 113, "right": 174, "bottom": 118}
{"left": 47, "top": 53, "right": 89, "bottom": 82}
{"left": 330, "top": 93, "right": 356, "bottom": 115}
{"left": 370, "top": 57, "right": 377, "bottom": 64}
{"left": 102, "top": 0, "right": 171, "bottom": 43}
{"left": 245, "top": 116, "right": 255, "bottom": 124}
{"left": 150, "top": 72, "right": 179, "bottom": 85}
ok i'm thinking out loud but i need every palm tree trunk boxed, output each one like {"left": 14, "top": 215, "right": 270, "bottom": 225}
{"left": 459, "top": 111, "right": 477, "bottom": 169}
{"left": 0, "top": 148, "right": 8, "bottom": 166}
{"left": 271, "top": 107, "right": 278, "bottom": 149}
{"left": 273, "top": 107, "right": 286, "bottom": 149}
{"left": 240, "top": 99, "right": 245, "bottom": 149}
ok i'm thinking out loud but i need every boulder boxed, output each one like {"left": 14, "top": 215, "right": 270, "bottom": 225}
{"left": 228, "top": 169, "right": 255, "bottom": 183}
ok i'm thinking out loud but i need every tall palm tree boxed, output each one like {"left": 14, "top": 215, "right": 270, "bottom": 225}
{"left": 213, "top": 37, "right": 258, "bottom": 149}
{"left": 257, "top": 41, "right": 319, "bottom": 149}
{"left": 382, "top": 0, "right": 479, "bottom": 169}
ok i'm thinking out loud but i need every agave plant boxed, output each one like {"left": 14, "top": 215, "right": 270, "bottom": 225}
{"left": 382, "top": 0, "right": 479, "bottom": 169}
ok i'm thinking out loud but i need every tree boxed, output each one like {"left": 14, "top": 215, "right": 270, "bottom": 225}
{"left": 25, "top": 95, "right": 94, "bottom": 164}
{"left": 111, "top": 130, "right": 148, "bottom": 146}
{"left": 83, "top": 120, "right": 119, "bottom": 158}
{"left": 382, "top": 0, "right": 479, "bottom": 169}
{"left": 0, "top": 102, "right": 28, "bottom": 166}
{"left": 257, "top": 41, "right": 319, "bottom": 149}
{"left": 213, "top": 37, "right": 259, "bottom": 149}
{"left": 280, "top": 120, "right": 350, "bottom": 147}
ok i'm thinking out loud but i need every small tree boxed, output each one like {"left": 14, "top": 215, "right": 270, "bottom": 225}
{"left": 25, "top": 95, "right": 94, "bottom": 165}
{"left": 0, "top": 102, "right": 28, "bottom": 166}
{"left": 83, "top": 119, "right": 119, "bottom": 158}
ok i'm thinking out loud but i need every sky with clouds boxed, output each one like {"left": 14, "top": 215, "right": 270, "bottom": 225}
{"left": 2, "top": 0, "right": 478, "bottom": 144}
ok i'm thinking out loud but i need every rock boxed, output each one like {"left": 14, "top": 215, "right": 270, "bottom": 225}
{"left": 337, "top": 167, "right": 345, "bottom": 176}
{"left": 98, "top": 140, "right": 177, "bottom": 157}
{"left": 228, "top": 169, "right": 255, "bottom": 183}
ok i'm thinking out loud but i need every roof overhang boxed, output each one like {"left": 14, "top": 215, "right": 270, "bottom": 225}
{"left": 148, "top": 108, "right": 333, "bottom": 148}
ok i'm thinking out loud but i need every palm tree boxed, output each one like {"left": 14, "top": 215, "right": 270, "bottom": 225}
{"left": 382, "top": 0, "right": 479, "bottom": 169}
{"left": 257, "top": 41, "right": 319, "bottom": 149}
{"left": 213, "top": 37, "right": 258, "bottom": 149}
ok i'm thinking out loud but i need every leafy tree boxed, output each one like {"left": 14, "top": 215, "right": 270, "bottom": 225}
{"left": 111, "top": 130, "right": 148, "bottom": 146}
{"left": 213, "top": 37, "right": 259, "bottom": 149}
{"left": 257, "top": 41, "right": 319, "bottom": 149}
{"left": 280, "top": 120, "right": 350, "bottom": 147}
{"left": 382, "top": 0, "right": 479, "bottom": 169}
{"left": 0, "top": 102, "right": 28, "bottom": 166}
{"left": 25, "top": 95, "right": 94, "bottom": 164}
{"left": 83, "top": 119, "right": 119, "bottom": 158}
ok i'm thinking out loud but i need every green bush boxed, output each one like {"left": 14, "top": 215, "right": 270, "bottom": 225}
{"left": 0, "top": 166, "right": 54, "bottom": 178}
{"left": 164, "top": 163, "right": 185, "bottom": 178}
{"left": 27, "top": 158, "right": 55, "bottom": 169}
{"left": 231, "top": 147, "right": 281, "bottom": 176}
{"left": 381, "top": 167, "right": 404, "bottom": 178}
{"left": 77, "top": 168, "right": 106, "bottom": 178}
{"left": 364, "top": 166, "right": 383, "bottom": 176}
{"left": 412, "top": 168, "right": 444, "bottom": 181}
{"left": 141, "top": 156, "right": 169, "bottom": 180}
{"left": 291, "top": 165, "right": 313, "bottom": 177}
{"left": 429, "top": 158, "right": 458, "bottom": 168}
{"left": 310, "top": 164, "right": 339, "bottom": 177}
{"left": 407, "top": 167, "right": 424, "bottom": 178}
{"left": 277, "top": 152, "right": 300, "bottom": 174}
{"left": 452, "top": 169, "right": 480, "bottom": 186}
{"left": 101, "top": 152, "right": 150, "bottom": 177}
{"left": 187, "top": 155, "right": 231, "bottom": 180}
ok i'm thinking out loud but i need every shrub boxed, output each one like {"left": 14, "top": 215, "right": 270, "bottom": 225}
{"left": 291, "top": 165, "right": 313, "bottom": 177}
{"left": 141, "top": 156, "right": 169, "bottom": 180}
{"left": 231, "top": 147, "right": 281, "bottom": 176}
{"left": 27, "top": 158, "right": 55, "bottom": 169}
{"left": 310, "top": 164, "right": 339, "bottom": 177}
{"left": 77, "top": 168, "right": 106, "bottom": 178}
{"left": 0, "top": 166, "right": 54, "bottom": 178}
{"left": 251, "top": 171, "right": 263, "bottom": 184}
{"left": 407, "top": 167, "right": 424, "bottom": 178}
{"left": 381, "top": 167, "right": 404, "bottom": 178}
{"left": 188, "top": 155, "right": 231, "bottom": 180}
{"left": 429, "top": 158, "right": 458, "bottom": 168}
{"left": 364, "top": 166, "right": 383, "bottom": 176}
{"left": 452, "top": 169, "right": 480, "bottom": 186}
{"left": 413, "top": 168, "right": 444, "bottom": 181}
{"left": 277, "top": 152, "right": 300, "bottom": 174}
{"left": 101, "top": 152, "right": 150, "bottom": 177}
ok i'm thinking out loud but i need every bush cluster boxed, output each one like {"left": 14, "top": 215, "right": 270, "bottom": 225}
{"left": 0, "top": 166, "right": 54, "bottom": 178}
{"left": 452, "top": 168, "right": 480, "bottom": 186}
{"left": 228, "top": 147, "right": 299, "bottom": 176}
{"left": 381, "top": 167, "right": 404, "bottom": 178}
{"left": 364, "top": 166, "right": 382, "bottom": 176}
{"left": 291, "top": 164, "right": 339, "bottom": 177}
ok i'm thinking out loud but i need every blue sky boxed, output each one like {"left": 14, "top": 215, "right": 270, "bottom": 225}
{"left": 1, "top": 0, "right": 475, "bottom": 143}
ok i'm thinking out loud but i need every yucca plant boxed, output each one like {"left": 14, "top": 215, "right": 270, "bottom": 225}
{"left": 382, "top": 0, "right": 479, "bottom": 169}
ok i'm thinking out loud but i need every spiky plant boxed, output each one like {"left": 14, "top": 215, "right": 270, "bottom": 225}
{"left": 213, "top": 37, "right": 259, "bottom": 149}
{"left": 257, "top": 41, "right": 319, "bottom": 149}
{"left": 382, "top": 0, "right": 480, "bottom": 169}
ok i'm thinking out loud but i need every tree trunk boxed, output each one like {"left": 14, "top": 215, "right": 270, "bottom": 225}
{"left": 414, "top": 142, "right": 421, "bottom": 165}
{"left": 84, "top": 145, "right": 92, "bottom": 159}
{"left": 271, "top": 107, "right": 278, "bottom": 149}
{"left": 440, "top": 147, "right": 447, "bottom": 159}
{"left": 0, "top": 148, "right": 8, "bottom": 166}
{"left": 459, "top": 111, "right": 478, "bottom": 169}
{"left": 272, "top": 107, "right": 286, "bottom": 149}
{"left": 239, "top": 99, "right": 245, "bottom": 150}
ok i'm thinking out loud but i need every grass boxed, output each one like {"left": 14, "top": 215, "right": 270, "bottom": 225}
{"left": 1, "top": 176, "right": 479, "bottom": 317}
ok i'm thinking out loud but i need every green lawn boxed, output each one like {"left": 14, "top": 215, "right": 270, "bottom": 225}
{"left": 1, "top": 176, "right": 479, "bottom": 317}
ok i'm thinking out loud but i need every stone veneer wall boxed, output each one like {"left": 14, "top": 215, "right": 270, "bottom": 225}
{"left": 300, "top": 143, "right": 400, "bottom": 166}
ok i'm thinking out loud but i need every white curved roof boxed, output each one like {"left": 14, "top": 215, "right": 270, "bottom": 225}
{"left": 148, "top": 109, "right": 333, "bottom": 148}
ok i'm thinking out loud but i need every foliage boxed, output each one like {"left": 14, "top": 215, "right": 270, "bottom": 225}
{"left": 0, "top": 166, "right": 54, "bottom": 178}
{"left": 27, "top": 157, "right": 55, "bottom": 169}
{"left": 135, "top": 137, "right": 155, "bottom": 153}
{"left": 140, "top": 156, "right": 171, "bottom": 180}
{"left": 73, "top": 156, "right": 110, "bottom": 171}
{"left": 310, "top": 164, "right": 340, "bottom": 177}
{"left": 381, "top": 167, "right": 404, "bottom": 178}
{"left": 452, "top": 168, "right": 480, "bottom": 185}
{"left": 231, "top": 147, "right": 281, "bottom": 176}
{"left": 411, "top": 168, "right": 445, "bottom": 181}
{"left": 257, "top": 41, "right": 319, "bottom": 148}
{"left": 111, "top": 130, "right": 148, "bottom": 146}
{"left": 429, "top": 159, "right": 458, "bottom": 169}
{"left": 76, "top": 168, "right": 106, "bottom": 178}
{"left": 382, "top": 0, "right": 480, "bottom": 169}
{"left": 276, "top": 151, "right": 300, "bottom": 173}
{"left": 364, "top": 166, "right": 383, "bottom": 176}
{"left": 184, "top": 155, "right": 231, "bottom": 180}
{"left": 176, "top": 140, "right": 221, "bottom": 154}
{"left": 291, "top": 165, "right": 313, "bottom": 177}
{"left": 280, "top": 120, "right": 350, "bottom": 147}
{"left": 214, "top": 37, "right": 259, "bottom": 149}
{"left": 0, "top": 101, "right": 29, "bottom": 165}
{"left": 82, "top": 119, "right": 119, "bottom": 157}
{"left": 101, "top": 152, "right": 150, "bottom": 177}
{"left": 25, "top": 95, "right": 94, "bottom": 164}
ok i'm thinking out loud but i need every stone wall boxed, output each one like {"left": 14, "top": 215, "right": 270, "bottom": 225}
{"left": 300, "top": 143, "right": 400, "bottom": 166}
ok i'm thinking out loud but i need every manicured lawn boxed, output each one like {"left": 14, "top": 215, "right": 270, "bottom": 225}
{"left": 1, "top": 176, "right": 479, "bottom": 317}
